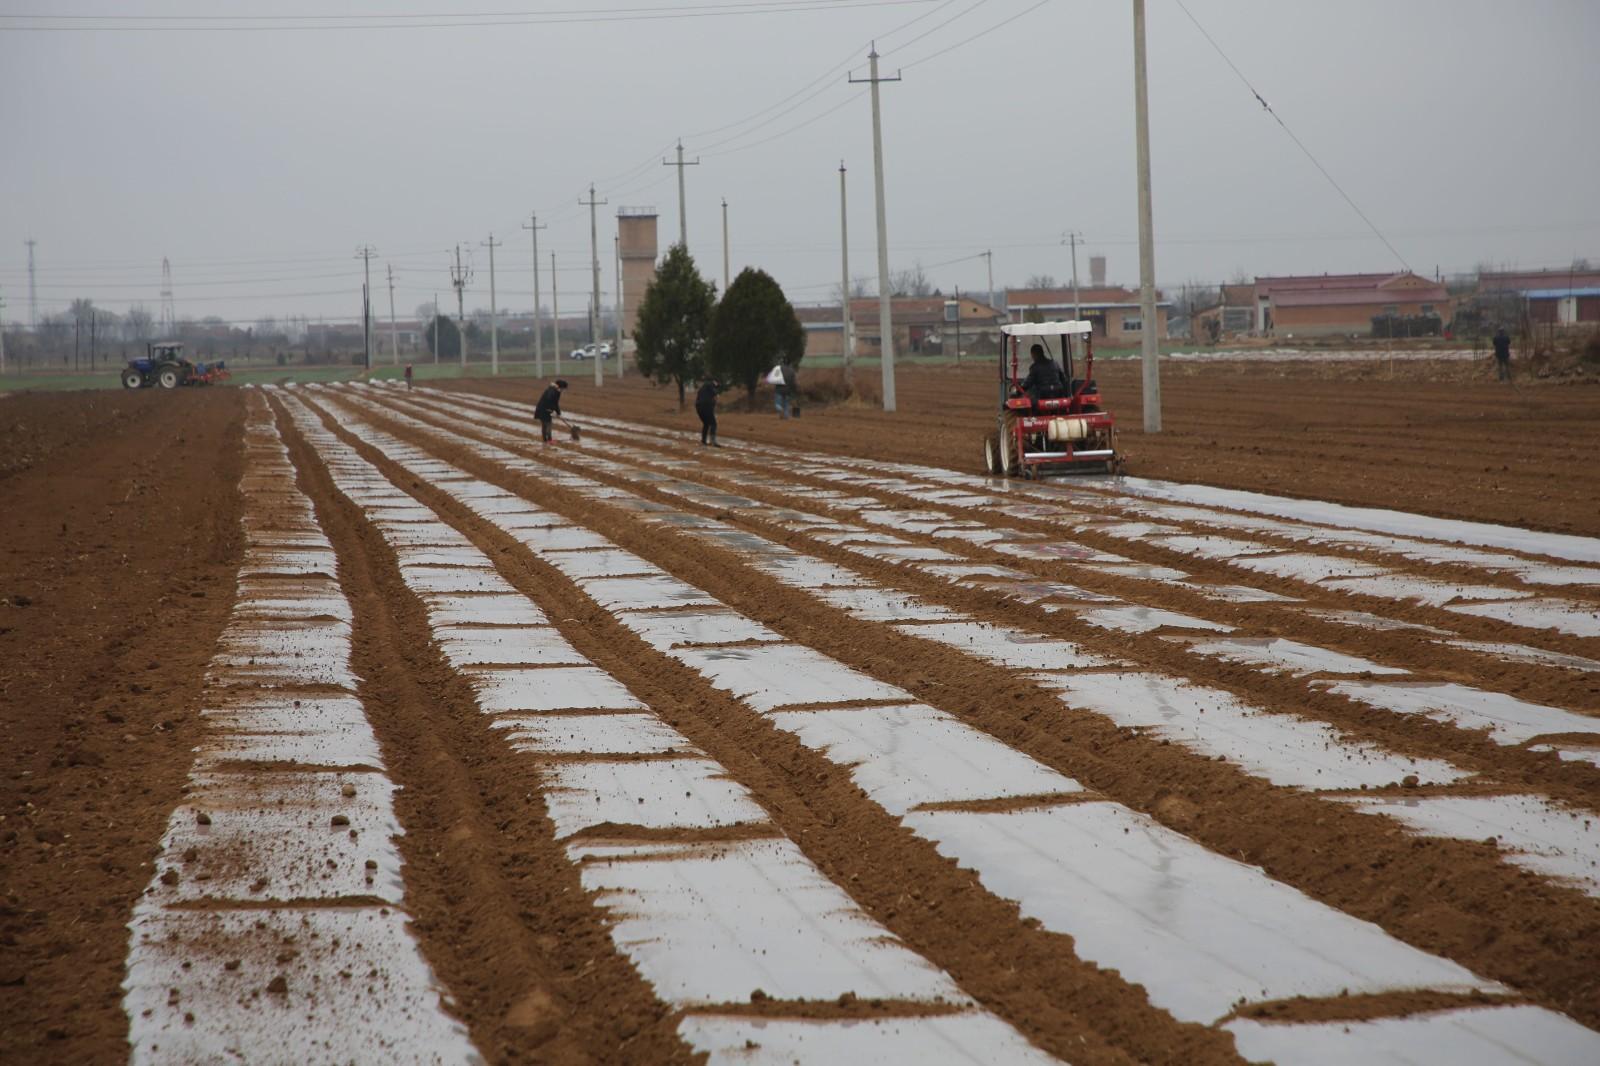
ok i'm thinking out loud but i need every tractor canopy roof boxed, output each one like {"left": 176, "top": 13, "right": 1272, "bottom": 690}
{"left": 1000, "top": 320, "right": 1093, "bottom": 337}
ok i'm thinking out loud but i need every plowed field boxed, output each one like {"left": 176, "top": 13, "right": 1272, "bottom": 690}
{"left": 3, "top": 360, "right": 1599, "bottom": 1065}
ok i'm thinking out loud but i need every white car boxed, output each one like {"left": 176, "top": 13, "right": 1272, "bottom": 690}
{"left": 569, "top": 343, "right": 613, "bottom": 360}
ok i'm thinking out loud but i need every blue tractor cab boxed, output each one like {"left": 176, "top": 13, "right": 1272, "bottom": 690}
{"left": 122, "top": 342, "right": 228, "bottom": 389}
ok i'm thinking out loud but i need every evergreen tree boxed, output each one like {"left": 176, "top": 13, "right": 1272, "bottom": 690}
{"left": 706, "top": 267, "right": 805, "bottom": 409}
{"left": 633, "top": 244, "right": 716, "bottom": 408}
{"left": 424, "top": 314, "right": 460, "bottom": 359}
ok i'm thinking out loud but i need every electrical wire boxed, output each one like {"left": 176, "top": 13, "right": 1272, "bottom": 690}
{"left": 1171, "top": 0, "right": 1411, "bottom": 272}
{"left": 0, "top": 0, "right": 935, "bottom": 32}
{"left": 899, "top": 0, "right": 1047, "bottom": 70}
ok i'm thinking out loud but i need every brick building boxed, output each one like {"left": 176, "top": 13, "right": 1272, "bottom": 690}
{"left": 1478, "top": 268, "right": 1600, "bottom": 326}
{"left": 797, "top": 296, "right": 1006, "bottom": 358}
{"left": 1252, "top": 272, "right": 1448, "bottom": 336}
{"left": 1004, "top": 286, "right": 1170, "bottom": 346}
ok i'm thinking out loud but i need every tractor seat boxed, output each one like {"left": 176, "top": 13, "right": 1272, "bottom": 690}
{"left": 1071, "top": 379, "right": 1097, "bottom": 394}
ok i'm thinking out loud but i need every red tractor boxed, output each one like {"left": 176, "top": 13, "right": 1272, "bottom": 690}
{"left": 983, "top": 321, "right": 1121, "bottom": 478}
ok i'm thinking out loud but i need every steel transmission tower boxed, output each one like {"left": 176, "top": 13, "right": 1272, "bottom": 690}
{"left": 24, "top": 239, "right": 38, "bottom": 330}
{"left": 159, "top": 257, "right": 176, "bottom": 337}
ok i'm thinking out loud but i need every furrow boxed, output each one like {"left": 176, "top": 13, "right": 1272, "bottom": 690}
{"left": 306, "top": 385, "right": 1600, "bottom": 1062}
{"left": 121, "top": 395, "right": 480, "bottom": 1064}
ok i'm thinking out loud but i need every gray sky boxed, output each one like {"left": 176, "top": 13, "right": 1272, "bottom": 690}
{"left": 3, "top": 0, "right": 1597, "bottom": 326}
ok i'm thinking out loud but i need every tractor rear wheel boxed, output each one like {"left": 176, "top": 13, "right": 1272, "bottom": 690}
{"left": 157, "top": 366, "right": 181, "bottom": 389}
{"left": 120, "top": 368, "right": 144, "bottom": 390}
{"left": 999, "top": 431, "right": 1018, "bottom": 477}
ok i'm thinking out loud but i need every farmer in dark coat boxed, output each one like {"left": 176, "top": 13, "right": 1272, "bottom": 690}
{"left": 534, "top": 378, "right": 568, "bottom": 443}
{"left": 1020, "top": 343, "right": 1066, "bottom": 402}
{"left": 1492, "top": 327, "right": 1512, "bottom": 382}
{"left": 695, "top": 378, "right": 724, "bottom": 447}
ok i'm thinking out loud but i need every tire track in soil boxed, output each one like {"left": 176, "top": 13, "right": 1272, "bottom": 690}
{"left": 0, "top": 390, "right": 246, "bottom": 1064}
{"left": 270, "top": 396, "right": 694, "bottom": 1065}
{"left": 350, "top": 387, "right": 1600, "bottom": 1030}
{"left": 299, "top": 390, "right": 1236, "bottom": 1066}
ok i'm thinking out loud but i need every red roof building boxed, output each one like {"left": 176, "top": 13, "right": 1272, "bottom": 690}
{"left": 1252, "top": 272, "right": 1449, "bottom": 336}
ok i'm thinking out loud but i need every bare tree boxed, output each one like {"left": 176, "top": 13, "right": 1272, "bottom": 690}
{"left": 1023, "top": 273, "right": 1058, "bottom": 289}
{"left": 125, "top": 305, "right": 155, "bottom": 342}
{"left": 889, "top": 262, "right": 933, "bottom": 297}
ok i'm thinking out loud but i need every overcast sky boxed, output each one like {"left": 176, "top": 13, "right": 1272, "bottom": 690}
{"left": 2, "top": 0, "right": 1597, "bottom": 326}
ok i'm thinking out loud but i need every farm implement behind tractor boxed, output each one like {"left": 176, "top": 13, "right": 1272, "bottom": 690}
{"left": 121, "top": 342, "right": 229, "bottom": 390}
{"left": 983, "top": 320, "right": 1122, "bottom": 479}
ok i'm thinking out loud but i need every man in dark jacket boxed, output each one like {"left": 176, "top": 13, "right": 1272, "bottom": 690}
{"left": 1492, "top": 327, "right": 1512, "bottom": 382}
{"left": 1020, "top": 343, "right": 1066, "bottom": 402}
{"left": 534, "top": 378, "right": 568, "bottom": 443}
{"left": 694, "top": 378, "right": 724, "bottom": 447}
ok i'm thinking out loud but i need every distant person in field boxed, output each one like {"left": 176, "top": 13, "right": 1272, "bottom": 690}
{"left": 1020, "top": 343, "right": 1066, "bottom": 402}
{"left": 779, "top": 359, "right": 797, "bottom": 418}
{"left": 695, "top": 377, "right": 724, "bottom": 447}
{"left": 534, "top": 378, "right": 568, "bottom": 443}
{"left": 403, "top": 363, "right": 413, "bottom": 390}
{"left": 1492, "top": 326, "right": 1512, "bottom": 382}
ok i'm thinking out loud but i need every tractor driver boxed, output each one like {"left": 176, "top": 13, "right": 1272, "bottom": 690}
{"left": 1020, "top": 343, "right": 1067, "bottom": 403}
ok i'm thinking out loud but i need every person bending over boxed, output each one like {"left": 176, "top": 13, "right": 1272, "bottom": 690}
{"left": 534, "top": 378, "right": 568, "bottom": 443}
{"left": 695, "top": 377, "right": 725, "bottom": 447}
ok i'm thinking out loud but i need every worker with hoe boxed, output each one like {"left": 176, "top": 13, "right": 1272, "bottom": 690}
{"left": 534, "top": 378, "right": 569, "bottom": 444}
{"left": 1020, "top": 343, "right": 1067, "bottom": 403}
{"left": 695, "top": 376, "right": 726, "bottom": 447}
{"left": 1492, "top": 325, "right": 1512, "bottom": 383}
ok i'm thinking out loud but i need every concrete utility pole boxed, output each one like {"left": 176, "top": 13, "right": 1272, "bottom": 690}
{"left": 850, "top": 44, "right": 901, "bottom": 413}
{"left": 24, "top": 239, "right": 38, "bottom": 330}
{"left": 0, "top": 287, "right": 8, "bottom": 374}
{"left": 356, "top": 245, "right": 376, "bottom": 369}
{"left": 431, "top": 292, "right": 439, "bottom": 364}
{"left": 581, "top": 184, "right": 607, "bottom": 388}
{"left": 1133, "top": 0, "right": 1162, "bottom": 432}
{"left": 522, "top": 212, "right": 546, "bottom": 377}
{"left": 551, "top": 251, "right": 559, "bottom": 374}
{"left": 721, "top": 198, "right": 730, "bottom": 292}
{"left": 839, "top": 161, "right": 853, "bottom": 382}
{"left": 981, "top": 249, "right": 995, "bottom": 315}
{"left": 450, "top": 244, "right": 471, "bottom": 369}
{"left": 386, "top": 264, "right": 399, "bottom": 365}
{"left": 481, "top": 234, "right": 502, "bottom": 376}
{"left": 663, "top": 140, "right": 699, "bottom": 250}
{"left": 1064, "top": 232, "right": 1083, "bottom": 320}
{"left": 613, "top": 234, "right": 623, "bottom": 380}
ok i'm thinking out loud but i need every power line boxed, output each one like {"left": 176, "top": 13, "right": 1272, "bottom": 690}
{"left": 1171, "top": 0, "right": 1410, "bottom": 273}
{"left": 898, "top": 0, "right": 1049, "bottom": 70}
{"left": 0, "top": 0, "right": 936, "bottom": 32}
{"left": 881, "top": 0, "right": 990, "bottom": 56}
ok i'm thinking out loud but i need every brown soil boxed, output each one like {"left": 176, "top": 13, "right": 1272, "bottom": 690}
{"left": 447, "top": 359, "right": 1600, "bottom": 537}
{"left": 4, "top": 359, "right": 1599, "bottom": 1059}
{"left": 362, "top": 386, "right": 1600, "bottom": 1030}
{"left": 0, "top": 390, "right": 246, "bottom": 1063}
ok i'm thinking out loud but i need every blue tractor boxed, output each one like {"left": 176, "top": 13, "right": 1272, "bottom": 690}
{"left": 121, "top": 342, "right": 228, "bottom": 389}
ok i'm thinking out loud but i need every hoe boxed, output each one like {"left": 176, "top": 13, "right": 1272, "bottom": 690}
{"left": 984, "top": 320, "right": 1122, "bottom": 478}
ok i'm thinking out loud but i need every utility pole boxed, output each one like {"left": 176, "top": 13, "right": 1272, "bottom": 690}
{"left": 355, "top": 245, "right": 377, "bottom": 369}
{"left": 581, "top": 183, "right": 607, "bottom": 388}
{"left": 663, "top": 140, "right": 699, "bottom": 250}
{"left": 613, "top": 234, "right": 623, "bottom": 380}
{"left": 551, "top": 251, "right": 560, "bottom": 374}
{"left": 850, "top": 44, "right": 901, "bottom": 412}
{"left": 1064, "top": 232, "right": 1083, "bottom": 320}
{"left": 481, "top": 234, "right": 502, "bottom": 376}
{"left": 1133, "top": 0, "right": 1162, "bottom": 432}
{"left": 386, "top": 264, "right": 398, "bottom": 365}
{"left": 450, "top": 244, "right": 472, "bottom": 370}
{"left": 24, "top": 239, "right": 38, "bottom": 330}
{"left": 431, "top": 292, "right": 439, "bottom": 364}
{"left": 839, "top": 161, "right": 853, "bottom": 382}
{"left": 522, "top": 212, "right": 546, "bottom": 377}
{"left": 721, "top": 198, "right": 730, "bottom": 292}
{"left": 981, "top": 249, "right": 995, "bottom": 316}
{"left": 0, "top": 287, "right": 7, "bottom": 374}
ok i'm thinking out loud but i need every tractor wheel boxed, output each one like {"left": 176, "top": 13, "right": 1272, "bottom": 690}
{"left": 999, "top": 431, "right": 1018, "bottom": 478}
{"left": 157, "top": 366, "right": 181, "bottom": 389}
{"left": 120, "top": 368, "right": 144, "bottom": 390}
{"left": 982, "top": 434, "right": 1002, "bottom": 476}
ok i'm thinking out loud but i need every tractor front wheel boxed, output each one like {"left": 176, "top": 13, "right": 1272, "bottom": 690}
{"left": 120, "top": 368, "right": 144, "bottom": 390}
{"left": 982, "top": 434, "right": 1002, "bottom": 476}
{"left": 157, "top": 366, "right": 181, "bottom": 389}
{"left": 999, "top": 430, "right": 1018, "bottom": 477}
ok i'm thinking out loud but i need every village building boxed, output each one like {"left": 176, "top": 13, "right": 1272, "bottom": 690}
{"left": 1251, "top": 272, "right": 1449, "bottom": 336}
{"left": 1004, "top": 286, "right": 1170, "bottom": 346}
{"left": 1477, "top": 268, "right": 1600, "bottom": 327}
